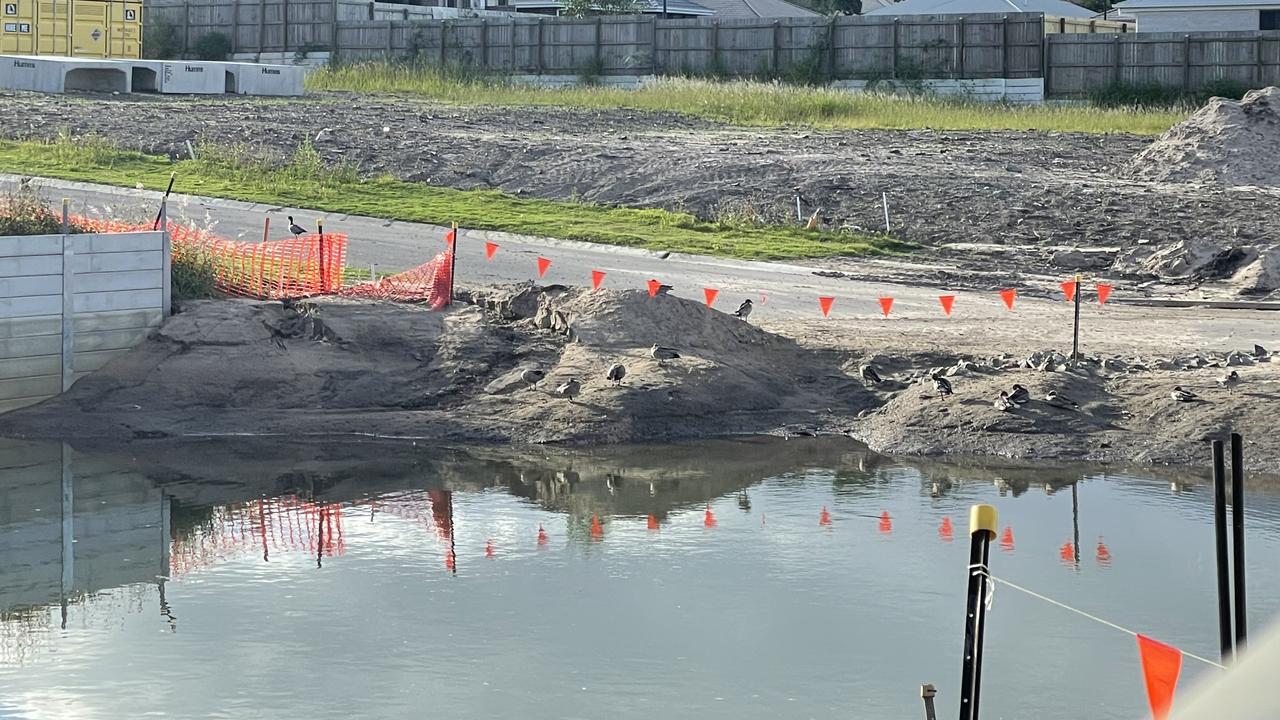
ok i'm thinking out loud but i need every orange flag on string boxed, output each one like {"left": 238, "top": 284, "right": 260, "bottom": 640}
{"left": 939, "top": 295, "right": 955, "bottom": 316}
{"left": 484, "top": 241, "right": 498, "bottom": 260}
{"left": 536, "top": 256, "right": 551, "bottom": 278}
{"left": 1136, "top": 634, "right": 1182, "bottom": 720}
{"left": 879, "top": 297, "right": 894, "bottom": 317}
{"left": 647, "top": 279, "right": 662, "bottom": 298}
{"left": 703, "top": 288, "right": 719, "bottom": 308}
{"left": 1097, "top": 283, "right": 1113, "bottom": 305}
{"left": 445, "top": 228, "right": 456, "bottom": 247}
{"left": 1061, "top": 280, "right": 1077, "bottom": 302}
{"left": 591, "top": 270, "right": 606, "bottom": 291}
{"left": 999, "top": 288, "right": 1017, "bottom": 310}
{"left": 818, "top": 296, "right": 835, "bottom": 317}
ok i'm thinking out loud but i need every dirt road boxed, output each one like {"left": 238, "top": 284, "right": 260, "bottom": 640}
{"left": 3, "top": 91, "right": 1279, "bottom": 297}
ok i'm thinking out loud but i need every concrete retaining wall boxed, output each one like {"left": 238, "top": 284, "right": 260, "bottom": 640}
{"left": 0, "top": 54, "right": 304, "bottom": 95}
{"left": 0, "top": 230, "right": 168, "bottom": 414}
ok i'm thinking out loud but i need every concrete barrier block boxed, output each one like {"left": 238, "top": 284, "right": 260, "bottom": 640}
{"left": 223, "top": 62, "right": 306, "bottom": 97}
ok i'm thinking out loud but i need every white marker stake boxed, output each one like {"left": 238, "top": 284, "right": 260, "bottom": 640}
{"left": 882, "top": 192, "right": 891, "bottom": 233}
{"left": 796, "top": 195, "right": 802, "bottom": 223}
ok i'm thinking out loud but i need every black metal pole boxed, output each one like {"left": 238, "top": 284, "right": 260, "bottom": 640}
{"left": 1071, "top": 481, "right": 1080, "bottom": 566}
{"left": 1231, "top": 433, "right": 1247, "bottom": 653}
{"left": 447, "top": 221, "right": 458, "bottom": 307}
{"left": 1212, "top": 440, "right": 1233, "bottom": 663}
{"left": 959, "top": 504, "right": 997, "bottom": 720}
{"left": 1071, "top": 274, "right": 1082, "bottom": 363}
{"left": 153, "top": 171, "right": 176, "bottom": 230}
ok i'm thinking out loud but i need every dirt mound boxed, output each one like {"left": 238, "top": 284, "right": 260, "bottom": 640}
{"left": 1123, "top": 87, "right": 1280, "bottom": 186}
{"left": 0, "top": 287, "right": 874, "bottom": 444}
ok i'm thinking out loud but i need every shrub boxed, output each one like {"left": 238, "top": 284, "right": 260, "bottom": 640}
{"left": 1088, "top": 79, "right": 1253, "bottom": 108}
{"left": 0, "top": 184, "right": 84, "bottom": 236}
{"left": 143, "top": 17, "right": 183, "bottom": 60}
{"left": 192, "top": 32, "right": 233, "bottom": 61}
{"left": 171, "top": 246, "right": 218, "bottom": 300}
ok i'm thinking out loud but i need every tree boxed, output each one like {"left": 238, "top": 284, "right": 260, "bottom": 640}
{"left": 559, "top": 0, "right": 644, "bottom": 17}
{"left": 830, "top": 0, "right": 862, "bottom": 14}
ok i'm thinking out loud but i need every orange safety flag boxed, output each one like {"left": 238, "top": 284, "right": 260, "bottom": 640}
{"left": 939, "top": 295, "right": 955, "bottom": 316}
{"left": 647, "top": 514, "right": 659, "bottom": 530}
{"left": 1000, "top": 288, "right": 1017, "bottom": 311}
{"left": 484, "top": 241, "right": 498, "bottom": 260}
{"left": 1097, "top": 283, "right": 1113, "bottom": 305}
{"left": 818, "top": 296, "right": 835, "bottom": 317}
{"left": 536, "top": 256, "right": 552, "bottom": 278}
{"left": 647, "top": 279, "right": 662, "bottom": 298}
{"left": 445, "top": 228, "right": 456, "bottom": 247}
{"left": 1061, "top": 280, "right": 1077, "bottom": 302}
{"left": 703, "top": 288, "right": 719, "bottom": 308}
{"left": 819, "top": 506, "right": 832, "bottom": 526}
{"left": 591, "top": 269, "right": 606, "bottom": 291}
{"left": 879, "top": 296, "right": 894, "bottom": 317}
{"left": 1136, "top": 634, "right": 1182, "bottom": 720}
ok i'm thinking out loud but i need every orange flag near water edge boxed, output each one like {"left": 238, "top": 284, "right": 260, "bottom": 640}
{"left": 939, "top": 295, "right": 955, "bottom": 316}
{"left": 591, "top": 270, "right": 606, "bottom": 291}
{"left": 878, "top": 297, "right": 894, "bottom": 317}
{"left": 818, "top": 296, "right": 835, "bottom": 317}
{"left": 484, "top": 241, "right": 498, "bottom": 260}
{"left": 999, "top": 289, "right": 1017, "bottom": 311}
{"left": 1097, "top": 283, "right": 1114, "bottom": 305}
{"left": 1061, "top": 280, "right": 1077, "bottom": 302}
{"left": 1136, "top": 634, "right": 1182, "bottom": 720}
{"left": 703, "top": 288, "right": 719, "bottom": 308}
{"left": 647, "top": 279, "right": 662, "bottom": 298}
{"left": 536, "top": 256, "right": 552, "bottom": 278}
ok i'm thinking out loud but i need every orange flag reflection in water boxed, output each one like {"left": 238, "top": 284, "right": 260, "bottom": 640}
{"left": 819, "top": 506, "right": 832, "bottom": 526}
{"left": 938, "top": 516, "right": 954, "bottom": 542}
{"left": 590, "top": 515, "right": 604, "bottom": 540}
{"left": 485, "top": 539, "right": 495, "bottom": 558}
{"left": 647, "top": 514, "right": 660, "bottom": 531}
{"left": 1096, "top": 538, "right": 1112, "bottom": 567}
{"left": 537, "top": 525, "right": 548, "bottom": 546}
{"left": 878, "top": 511, "right": 892, "bottom": 534}
{"left": 704, "top": 505, "right": 717, "bottom": 528}
{"left": 1000, "top": 526, "right": 1015, "bottom": 552}
{"left": 1059, "top": 541, "right": 1076, "bottom": 566}
{"left": 1136, "top": 634, "right": 1182, "bottom": 720}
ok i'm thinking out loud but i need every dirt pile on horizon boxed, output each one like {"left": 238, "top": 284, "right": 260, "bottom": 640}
{"left": 1123, "top": 87, "right": 1280, "bottom": 186}
{"left": 0, "top": 287, "right": 874, "bottom": 444}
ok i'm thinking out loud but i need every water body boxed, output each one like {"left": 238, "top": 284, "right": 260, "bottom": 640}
{"left": 0, "top": 437, "right": 1277, "bottom": 720}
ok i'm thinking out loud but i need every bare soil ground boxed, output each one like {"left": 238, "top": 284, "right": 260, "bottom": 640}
{"left": 3, "top": 91, "right": 1279, "bottom": 298}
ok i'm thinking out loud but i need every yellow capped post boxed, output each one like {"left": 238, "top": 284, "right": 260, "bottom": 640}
{"left": 968, "top": 504, "right": 998, "bottom": 541}
{"left": 960, "top": 502, "right": 999, "bottom": 720}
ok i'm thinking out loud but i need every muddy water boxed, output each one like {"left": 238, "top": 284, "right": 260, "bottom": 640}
{"left": 1, "top": 437, "right": 1278, "bottom": 719}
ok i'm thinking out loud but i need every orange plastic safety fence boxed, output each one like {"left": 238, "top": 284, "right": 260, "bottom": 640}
{"left": 169, "top": 496, "right": 347, "bottom": 578}
{"left": 338, "top": 251, "right": 454, "bottom": 309}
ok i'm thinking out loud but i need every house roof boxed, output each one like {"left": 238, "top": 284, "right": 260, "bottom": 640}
{"left": 503, "top": 0, "right": 716, "bottom": 14}
{"left": 864, "top": 0, "right": 1096, "bottom": 16}
{"left": 692, "top": 0, "right": 821, "bottom": 17}
{"left": 1115, "top": 0, "right": 1280, "bottom": 9}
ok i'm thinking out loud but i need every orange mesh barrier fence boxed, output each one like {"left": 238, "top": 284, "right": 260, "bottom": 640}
{"left": 170, "top": 496, "right": 346, "bottom": 577}
{"left": 338, "top": 251, "right": 454, "bottom": 309}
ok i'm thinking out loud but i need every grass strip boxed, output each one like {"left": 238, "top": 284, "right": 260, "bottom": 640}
{"left": 0, "top": 134, "right": 907, "bottom": 261}
{"left": 307, "top": 65, "right": 1186, "bottom": 135}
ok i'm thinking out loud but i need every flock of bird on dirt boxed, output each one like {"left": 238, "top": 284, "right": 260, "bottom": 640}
{"left": 512, "top": 294, "right": 1246, "bottom": 409}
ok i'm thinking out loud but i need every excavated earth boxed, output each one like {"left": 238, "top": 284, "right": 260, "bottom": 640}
{"left": 2, "top": 90, "right": 1280, "bottom": 298}
{"left": 1, "top": 289, "right": 1278, "bottom": 472}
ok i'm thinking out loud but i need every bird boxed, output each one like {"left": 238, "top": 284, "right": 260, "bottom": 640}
{"left": 654, "top": 284, "right": 674, "bottom": 296}
{"left": 650, "top": 344, "right": 680, "bottom": 361}
{"left": 520, "top": 368, "right": 546, "bottom": 390}
{"left": 1171, "top": 386, "right": 1200, "bottom": 403}
{"left": 733, "top": 299, "right": 753, "bottom": 319}
{"left": 994, "top": 391, "right": 1016, "bottom": 412}
{"left": 288, "top": 216, "right": 307, "bottom": 236}
{"left": 1217, "top": 370, "right": 1241, "bottom": 393}
{"left": 860, "top": 364, "right": 883, "bottom": 385}
{"left": 1045, "top": 390, "right": 1078, "bottom": 409}
{"left": 1009, "top": 384, "right": 1030, "bottom": 404}
{"left": 606, "top": 363, "right": 626, "bottom": 386}
{"left": 932, "top": 374, "right": 953, "bottom": 398}
{"left": 556, "top": 378, "right": 581, "bottom": 403}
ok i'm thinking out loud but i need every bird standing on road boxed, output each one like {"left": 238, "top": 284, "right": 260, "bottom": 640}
{"left": 655, "top": 284, "right": 673, "bottom": 296}
{"left": 1171, "top": 386, "right": 1200, "bottom": 403}
{"left": 288, "top": 216, "right": 307, "bottom": 236}
{"left": 606, "top": 363, "right": 626, "bottom": 386}
{"left": 1045, "top": 390, "right": 1078, "bottom": 409}
{"left": 520, "top": 368, "right": 546, "bottom": 390}
{"left": 994, "top": 391, "right": 1016, "bottom": 412}
{"left": 1217, "top": 370, "right": 1241, "bottom": 394}
{"left": 733, "top": 299, "right": 753, "bottom": 319}
{"left": 650, "top": 344, "right": 681, "bottom": 361}
{"left": 557, "top": 378, "right": 582, "bottom": 403}
{"left": 860, "top": 364, "right": 882, "bottom": 385}
{"left": 1009, "top": 384, "right": 1030, "bottom": 404}
{"left": 932, "top": 374, "right": 953, "bottom": 398}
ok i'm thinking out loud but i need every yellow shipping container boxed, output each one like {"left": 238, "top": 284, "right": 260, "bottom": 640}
{"left": 1, "top": 0, "right": 141, "bottom": 58}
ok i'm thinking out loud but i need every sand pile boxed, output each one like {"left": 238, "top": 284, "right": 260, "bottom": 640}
{"left": 1123, "top": 86, "right": 1280, "bottom": 186}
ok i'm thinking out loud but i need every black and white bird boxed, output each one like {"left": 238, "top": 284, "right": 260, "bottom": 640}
{"left": 557, "top": 378, "right": 582, "bottom": 403}
{"left": 932, "top": 374, "right": 953, "bottom": 398}
{"left": 1217, "top": 370, "right": 1241, "bottom": 393}
{"left": 606, "top": 363, "right": 626, "bottom": 386}
{"left": 1045, "top": 390, "right": 1078, "bottom": 409}
{"left": 860, "top": 364, "right": 883, "bottom": 385}
{"left": 520, "top": 368, "right": 546, "bottom": 390}
{"left": 1009, "top": 384, "right": 1030, "bottom": 405}
{"left": 288, "top": 216, "right": 307, "bottom": 236}
{"left": 650, "top": 344, "right": 681, "bottom": 361}
{"left": 655, "top": 284, "right": 674, "bottom": 296}
{"left": 733, "top": 299, "right": 753, "bottom": 319}
{"left": 994, "top": 391, "right": 1016, "bottom": 412}
{"left": 1171, "top": 386, "right": 1200, "bottom": 403}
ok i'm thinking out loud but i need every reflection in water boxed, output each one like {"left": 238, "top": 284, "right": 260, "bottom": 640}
{"left": 1, "top": 437, "right": 1279, "bottom": 719}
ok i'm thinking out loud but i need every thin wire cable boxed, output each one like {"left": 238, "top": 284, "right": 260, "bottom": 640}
{"left": 970, "top": 566, "right": 1225, "bottom": 670}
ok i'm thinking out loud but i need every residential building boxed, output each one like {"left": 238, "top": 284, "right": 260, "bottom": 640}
{"left": 1113, "top": 0, "right": 1280, "bottom": 31}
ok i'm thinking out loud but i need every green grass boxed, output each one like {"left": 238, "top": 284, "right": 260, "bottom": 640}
{"left": 306, "top": 63, "right": 1186, "bottom": 135}
{"left": 0, "top": 134, "right": 906, "bottom": 261}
